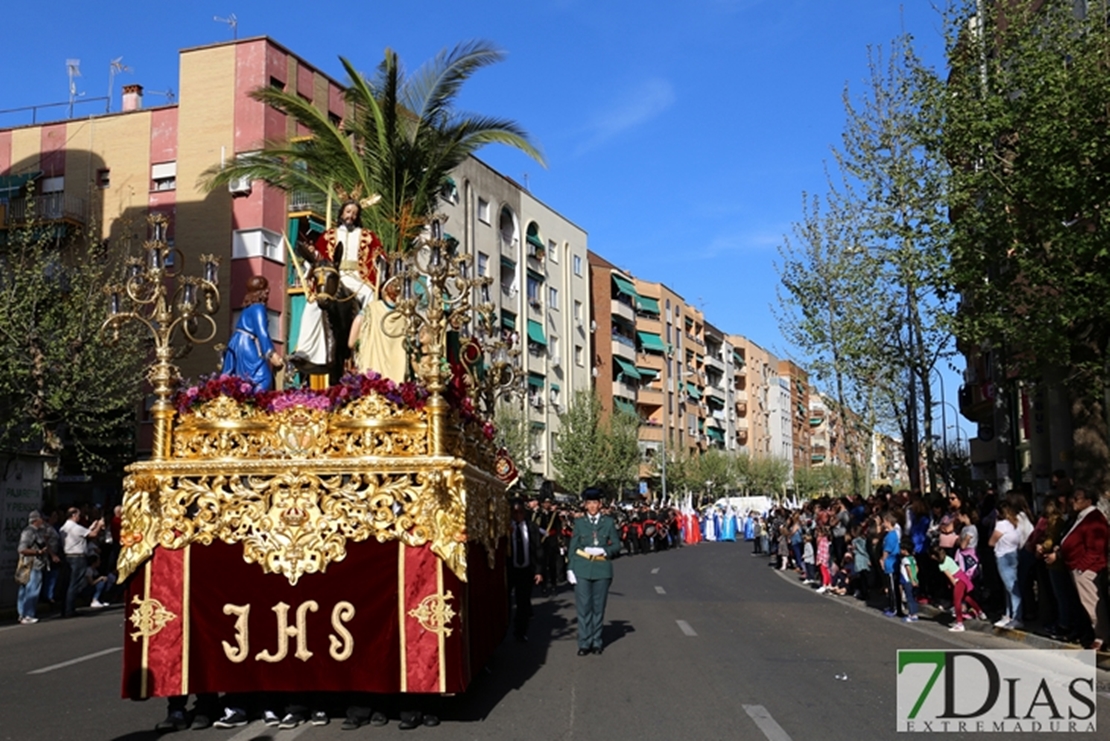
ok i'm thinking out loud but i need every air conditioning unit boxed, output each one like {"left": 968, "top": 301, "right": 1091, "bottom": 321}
{"left": 531, "top": 397, "right": 544, "bottom": 409}
{"left": 550, "top": 355, "right": 561, "bottom": 367}
{"left": 589, "top": 320, "right": 597, "bottom": 333}
{"left": 591, "top": 367, "right": 599, "bottom": 378}
{"left": 228, "top": 175, "right": 252, "bottom": 196}
{"left": 530, "top": 451, "right": 543, "bottom": 461}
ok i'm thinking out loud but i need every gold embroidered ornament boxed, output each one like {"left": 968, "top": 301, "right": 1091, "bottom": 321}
{"left": 408, "top": 591, "right": 457, "bottom": 636}
{"left": 129, "top": 596, "right": 178, "bottom": 640}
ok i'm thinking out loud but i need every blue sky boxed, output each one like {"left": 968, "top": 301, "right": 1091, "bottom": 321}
{"left": 0, "top": 0, "right": 966, "bottom": 434}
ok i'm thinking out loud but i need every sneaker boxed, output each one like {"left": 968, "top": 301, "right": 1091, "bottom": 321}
{"left": 311, "top": 711, "right": 329, "bottom": 726}
{"left": 279, "top": 712, "right": 305, "bottom": 730}
{"left": 90, "top": 599, "right": 107, "bottom": 609}
{"left": 976, "top": 611, "right": 989, "bottom": 621}
{"left": 19, "top": 616, "right": 38, "bottom": 624}
{"left": 190, "top": 714, "right": 212, "bottom": 731}
{"left": 883, "top": 609, "right": 898, "bottom": 618}
{"left": 993, "top": 617, "right": 1012, "bottom": 628}
{"left": 213, "top": 709, "right": 248, "bottom": 729}
{"left": 815, "top": 586, "right": 828, "bottom": 594}
{"left": 903, "top": 615, "right": 919, "bottom": 623}
{"left": 262, "top": 710, "right": 280, "bottom": 727}
{"left": 155, "top": 710, "right": 188, "bottom": 733}
{"left": 949, "top": 623, "right": 966, "bottom": 632}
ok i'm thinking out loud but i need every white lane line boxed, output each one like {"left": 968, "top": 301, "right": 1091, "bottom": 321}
{"left": 743, "top": 704, "right": 793, "bottom": 741}
{"left": 226, "top": 720, "right": 313, "bottom": 741}
{"left": 655, "top": 586, "right": 666, "bottom": 594}
{"left": 676, "top": 619, "right": 697, "bottom": 636}
{"left": 651, "top": 567, "right": 660, "bottom": 574}
{"left": 28, "top": 646, "right": 122, "bottom": 675}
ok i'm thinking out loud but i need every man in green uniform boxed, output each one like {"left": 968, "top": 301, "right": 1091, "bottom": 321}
{"left": 567, "top": 488, "right": 621, "bottom": 655}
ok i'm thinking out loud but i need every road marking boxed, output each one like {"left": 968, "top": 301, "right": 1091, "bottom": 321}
{"left": 28, "top": 646, "right": 122, "bottom": 675}
{"left": 651, "top": 567, "right": 660, "bottom": 574}
{"left": 225, "top": 720, "right": 313, "bottom": 741}
{"left": 743, "top": 705, "right": 793, "bottom": 741}
{"left": 676, "top": 619, "right": 697, "bottom": 636}
{"left": 655, "top": 586, "right": 666, "bottom": 594}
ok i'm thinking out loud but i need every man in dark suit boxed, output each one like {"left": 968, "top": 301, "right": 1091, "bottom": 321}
{"left": 535, "top": 495, "right": 563, "bottom": 594}
{"left": 567, "top": 488, "right": 622, "bottom": 655}
{"left": 509, "top": 498, "right": 544, "bottom": 641}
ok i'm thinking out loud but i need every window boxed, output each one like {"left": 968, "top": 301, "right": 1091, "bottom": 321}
{"left": 526, "top": 276, "right": 541, "bottom": 306}
{"left": 550, "top": 335, "right": 560, "bottom": 363}
{"left": 548, "top": 240, "right": 558, "bottom": 263}
{"left": 477, "top": 252, "right": 489, "bottom": 276}
{"left": 477, "top": 197, "right": 490, "bottom": 224}
{"left": 574, "top": 300, "right": 583, "bottom": 324}
{"left": 548, "top": 286, "right": 559, "bottom": 309}
{"left": 573, "top": 255, "right": 582, "bottom": 276}
{"left": 328, "top": 112, "right": 341, "bottom": 128}
{"left": 151, "top": 162, "right": 176, "bottom": 191}
{"left": 270, "top": 76, "right": 286, "bottom": 91}
{"left": 96, "top": 169, "right": 110, "bottom": 189}
{"left": 575, "top": 344, "right": 584, "bottom": 366}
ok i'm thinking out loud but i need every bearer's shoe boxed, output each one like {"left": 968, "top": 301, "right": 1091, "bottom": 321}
{"left": 279, "top": 712, "right": 305, "bottom": 729}
{"left": 213, "top": 709, "right": 248, "bottom": 729}
{"left": 311, "top": 710, "right": 329, "bottom": 726}
{"left": 155, "top": 710, "right": 188, "bottom": 733}
{"left": 262, "top": 710, "right": 281, "bottom": 727}
{"left": 190, "top": 713, "right": 212, "bottom": 731}
{"left": 577, "top": 648, "right": 591, "bottom": 656}
{"left": 398, "top": 711, "right": 424, "bottom": 730}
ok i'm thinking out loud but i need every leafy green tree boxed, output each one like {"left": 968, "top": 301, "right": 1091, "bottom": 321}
{"left": 604, "top": 408, "right": 643, "bottom": 500}
{"left": 689, "top": 448, "right": 736, "bottom": 507}
{"left": 944, "top": 1, "right": 1110, "bottom": 491}
{"left": 779, "top": 35, "right": 952, "bottom": 493}
{"left": 552, "top": 391, "right": 644, "bottom": 499}
{"left": 0, "top": 216, "right": 145, "bottom": 471}
{"left": 203, "top": 42, "right": 544, "bottom": 253}
{"left": 746, "top": 456, "right": 791, "bottom": 499}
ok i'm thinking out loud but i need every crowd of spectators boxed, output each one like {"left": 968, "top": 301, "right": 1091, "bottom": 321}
{"left": 15, "top": 503, "right": 123, "bottom": 625}
{"left": 751, "top": 472, "right": 1109, "bottom": 651}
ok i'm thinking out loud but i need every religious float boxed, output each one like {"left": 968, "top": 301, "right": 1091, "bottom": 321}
{"left": 105, "top": 214, "right": 519, "bottom": 699}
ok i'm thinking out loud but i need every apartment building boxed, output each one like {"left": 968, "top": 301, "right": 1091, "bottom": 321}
{"left": 778, "top": 360, "right": 812, "bottom": 476}
{"left": 0, "top": 37, "right": 593, "bottom": 472}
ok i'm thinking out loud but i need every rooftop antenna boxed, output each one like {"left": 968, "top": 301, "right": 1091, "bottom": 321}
{"left": 147, "top": 88, "right": 176, "bottom": 104}
{"left": 66, "top": 59, "right": 82, "bottom": 118}
{"left": 522, "top": 172, "right": 530, "bottom": 191}
{"left": 214, "top": 13, "right": 238, "bottom": 39}
{"left": 107, "top": 57, "right": 132, "bottom": 113}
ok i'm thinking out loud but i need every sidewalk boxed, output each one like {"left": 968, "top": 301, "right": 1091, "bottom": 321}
{"left": 767, "top": 558, "right": 1110, "bottom": 673}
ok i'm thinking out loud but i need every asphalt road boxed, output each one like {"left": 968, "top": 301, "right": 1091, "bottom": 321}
{"left": 3, "top": 543, "right": 1108, "bottom": 741}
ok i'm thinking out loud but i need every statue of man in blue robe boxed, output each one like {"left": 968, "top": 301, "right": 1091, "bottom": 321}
{"left": 222, "top": 275, "right": 282, "bottom": 391}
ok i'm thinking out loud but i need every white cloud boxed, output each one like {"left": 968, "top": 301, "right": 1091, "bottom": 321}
{"left": 574, "top": 78, "right": 675, "bottom": 155}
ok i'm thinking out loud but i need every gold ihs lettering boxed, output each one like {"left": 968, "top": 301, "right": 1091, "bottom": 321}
{"left": 222, "top": 604, "right": 251, "bottom": 663}
{"left": 329, "top": 601, "right": 355, "bottom": 661}
{"left": 255, "top": 601, "right": 319, "bottom": 663}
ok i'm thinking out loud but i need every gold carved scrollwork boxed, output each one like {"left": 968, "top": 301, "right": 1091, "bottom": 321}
{"left": 129, "top": 596, "right": 177, "bottom": 640}
{"left": 119, "top": 393, "right": 508, "bottom": 586}
{"left": 408, "top": 591, "right": 457, "bottom": 636}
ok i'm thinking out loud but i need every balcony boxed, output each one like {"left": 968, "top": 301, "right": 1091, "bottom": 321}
{"left": 613, "top": 378, "right": 639, "bottom": 401}
{"left": 637, "top": 386, "right": 663, "bottom": 406}
{"left": 612, "top": 334, "right": 637, "bottom": 361}
{"left": 639, "top": 425, "right": 664, "bottom": 443}
{"left": 636, "top": 314, "right": 662, "bottom": 334}
{"left": 959, "top": 383, "right": 993, "bottom": 422}
{"left": 704, "top": 354, "right": 724, "bottom": 372}
{"left": 611, "top": 299, "right": 635, "bottom": 324}
{"left": 736, "top": 417, "right": 749, "bottom": 430}
{"left": 288, "top": 190, "right": 324, "bottom": 214}
{"left": 2, "top": 193, "right": 87, "bottom": 227}
{"left": 705, "top": 384, "right": 726, "bottom": 401}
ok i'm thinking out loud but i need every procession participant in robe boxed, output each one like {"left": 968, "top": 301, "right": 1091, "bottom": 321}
{"left": 347, "top": 275, "right": 408, "bottom": 383}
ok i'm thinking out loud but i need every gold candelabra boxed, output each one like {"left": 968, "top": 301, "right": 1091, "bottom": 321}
{"left": 101, "top": 213, "right": 221, "bottom": 460}
{"left": 386, "top": 218, "right": 520, "bottom": 454}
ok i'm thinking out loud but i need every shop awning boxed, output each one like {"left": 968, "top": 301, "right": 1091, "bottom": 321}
{"left": 528, "top": 373, "right": 545, "bottom": 389}
{"left": 636, "top": 295, "right": 660, "bottom": 314}
{"left": 613, "top": 356, "right": 642, "bottom": 381}
{"left": 637, "top": 331, "right": 666, "bottom": 354}
{"left": 527, "top": 319, "right": 546, "bottom": 346}
{"left": 614, "top": 398, "right": 636, "bottom": 416}
{"left": 636, "top": 366, "right": 660, "bottom": 379}
{"left": 686, "top": 382, "right": 702, "bottom": 400}
{"left": 611, "top": 274, "right": 639, "bottom": 300}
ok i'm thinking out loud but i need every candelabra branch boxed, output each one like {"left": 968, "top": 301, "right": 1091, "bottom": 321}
{"left": 100, "top": 214, "right": 221, "bottom": 460}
